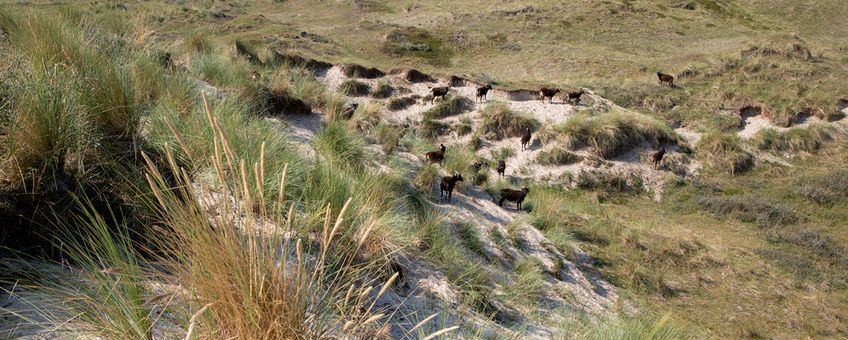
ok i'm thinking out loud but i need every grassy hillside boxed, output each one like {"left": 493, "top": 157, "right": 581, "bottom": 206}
{"left": 1, "top": 1, "right": 847, "bottom": 339}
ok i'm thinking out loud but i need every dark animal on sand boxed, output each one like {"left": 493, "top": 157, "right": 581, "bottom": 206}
{"left": 521, "top": 128, "right": 532, "bottom": 151}
{"left": 565, "top": 89, "right": 585, "bottom": 105}
{"left": 430, "top": 86, "right": 450, "bottom": 104}
{"left": 476, "top": 85, "right": 493, "bottom": 103}
{"left": 499, "top": 187, "right": 530, "bottom": 210}
{"left": 652, "top": 147, "right": 666, "bottom": 169}
{"left": 657, "top": 72, "right": 674, "bottom": 87}
{"left": 425, "top": 144, "right": 446, "bottom": 165}
{"left": 496, "top": 160, "right": 506, "bottom": 178}
{"left": 539, "top": 87, "right": 560, "bottom": 104}
{"left": 440, "top": 173, "right": 464, "bottom": 203}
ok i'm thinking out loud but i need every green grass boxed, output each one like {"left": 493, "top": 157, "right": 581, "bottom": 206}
{"left": 313, "top": 121, "right": 366, "bottom": 169}
{"left": 751, "top": 124, "right": 834, "bottom": 153}
{"left": 697, "top": 194, "right": 798, "bottom": 228}
{"left": 695, "top": 132, "right": 754, "bottom": 174}
{"left": 536, "top": 147, "right": 583, "bottom": 166}
{"left": 338, "top": 79, "right": 371, "bottom": 96}
{"left": 502, "top": 258, "right": 545, "bottom": 306}
{"left": 539, "top": 110, "right": 678, "bottom": 158}
{"left": 479, "top": 102, "right": 540, "bottom": 140}
{"left": 387, "top": 95, "right": 419, "bottom": 111}
{"left": 454, "top": 221, "right": 486, "bottom": 258}
{"left": 371, "top": 80, "right": 394, "bottom": 99}
{"left": 422, "top": 96, "right": 473, "bottom": 120}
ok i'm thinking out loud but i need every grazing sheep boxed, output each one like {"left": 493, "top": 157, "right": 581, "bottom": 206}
{"left": 521, "top": 128, "right": 532, "bottom": 151}
{"left": 476, "top": 85, "right": 493, "bottom": 103}
{"left": 440, "top": 173, "right": 464, "bottom": 203}
{"left": 565, "top": 89, "right": 585, "bottom": 105}
{"left": 657, "top": 72, "right": 674, "bottom": 87}
{"left": 496, "top": 160, "right": 506, "bottom": 178}
{"left": 499, "top": 187, "right": 530, "bottom": 210}
{"left": 340, "top": 102, "right": 359, "bottom": 120}
{"left": 425, "top": 144, "right": 446, "bottom": 165}
{"left": 651, "top": 147, "right": 666, "bottom": 169}
{"left": 431, "top": 86, "right": 451, "bottom": 104}
{"left": 539, "top": 87, "right": 560, "bottom": 104}
{"left": 250, "top": 70, "right": 261, "bottom": 82}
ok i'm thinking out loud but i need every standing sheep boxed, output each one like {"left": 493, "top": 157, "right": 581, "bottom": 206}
{"left": 496, "top": 160, "right": 506, "bottom": 178}
{"left": 565, "top": 89, "right": 585, "bottom": 105}
{"left": 651, "top": 147, "right": 666, "bottom": 169}
{"left": 440, "top": 173, "right": 464, "bottom": 203}
{"left": 521, "top": 128, "right": 532, "bottom": 151}
{"left": 476, "top": 85, "right": 493, "bottom": 103}
{"left": 539, "top": 87, "right": 560, "bottom": 104}
{"left": 657, "top": 72, "right": 674, "bottom": 87}
{"left": 430, "top": 86, "right": 451, "bottom": 104}
{"left": 499, "top": 187, "right": 530, "bottom": 210}
{"left": 425, "top": 144, "right": 447, "bottom": 165}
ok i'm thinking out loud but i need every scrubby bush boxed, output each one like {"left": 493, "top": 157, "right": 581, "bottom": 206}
{"left": 696, "top": 132, "right": 754, "bottom": 174}
{"left": 751, "top": 124, "right": 833, "bottom": 153}
{"left": 538, "top": 111, "right": 677, "bottom": 158}
{"left": 697, "top": 194, "right": 797, "bottom": 228}
{"left": 371, "top": 80, "right": 394, "bottom": 99}
{"left": 313, "top": 121, "right": 366, "bottom": 169}
{"left": 479, "top": 102, "right": 540, "bottom": 140}
{"left": 339, "top": 79, "right": 371, "bottom": 96}
{"left": 185, "top": 31, "right": 213, "bottom": 54}
{"left": 387, "top": 95, "right": 419, "bottom": 111}
{"left": 794, "top": 169, "right": 848, "bottom": 204}
{"left": 536, "top": 147, "right": 583, "bottom": 166}
{"left": 575, "top": 171, "right": 644, "bottom": 194}
{"left": 347, "top": 101, "right": 382, "bottom": 131}
{"left": 419, "top": 119, "right": 450, "bottom": 138}
{"left": 422, "top": 96, "right": 474, "bottom": 120}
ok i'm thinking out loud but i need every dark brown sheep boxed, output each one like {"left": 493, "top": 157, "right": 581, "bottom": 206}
{"left": 651, "top": 147, "right": 666, "bottom": 169}
{"left": 539, "top": 87, "right": 560, "bottom": 104}
{"left": 425, "top": 144, "right": 446, "bottom": 165}
{"left": 431, "top": 86, "right": 451, "bottom": 104}
{"left": 657, "top": 72, "right": 674, "bottom": 87}
{"left": 521, "top": 128, "right": 532, "bottom": 151}
{"left": 476, "top": 85, "right": 493, "bottom": 103}
{"left": 565, "top": 89, "right": 585, "bottom": 105}
{"left": 440, "top": 173, "right": 464, "bottom": 203}
{"left": 496, "top": 160, "right": 506, "bottom": 178}
{"left": 499, "top": 187, "right": 530, "bottom": 210}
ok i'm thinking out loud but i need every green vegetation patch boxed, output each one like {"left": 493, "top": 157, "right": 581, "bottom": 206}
{"left": 697, "top": 194, "right": 797, "bottom": 228}
{"left": 383, "top": 26, "right": 453, "bottom": 66}
{"left": 538, "top": 111, "right": 677, "bottom": 158}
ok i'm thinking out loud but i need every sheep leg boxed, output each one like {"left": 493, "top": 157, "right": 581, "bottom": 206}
{"left": 498, "top": 197, "right": 505, "bottom": 207}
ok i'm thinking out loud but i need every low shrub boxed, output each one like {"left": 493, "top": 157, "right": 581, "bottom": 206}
{"left": 751, "top": 124, "right": 833, "bottom": 153}
{"left": 422, "top": 96, "right": 474, "bottom": 120}
{"left": 696, "top": 132, "right": 754, "bottom": 174}
{"left": 697, "top": 194, "right": 797, "bottom": 228}
{"left": 536, "top": 147, "right": 583, "bottom": 166}
{"left": 387, "top": 95, "right": 419, "bottom": 111}
{"left": 479, "top": 102, "right": 540, "bottom": 140}
{"left": 794, "top": 169, "right": 848, "bottom": 204}
{"left": 575, "top": 171, "right": 644, "bottom": 194}
{"left": 538, "top": 111, "right": 677, "bottom": 158}
{"left": 371, "top": 81, "right": 394, "bottom": 99}
{"left": 338, "top": 79, "right": 371, "bottom": 96}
